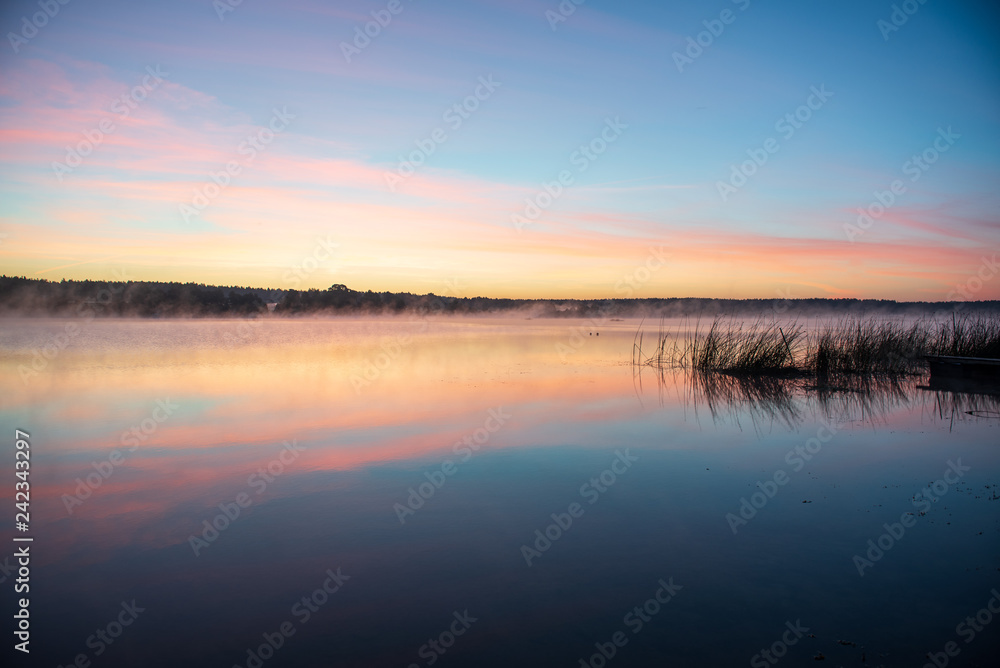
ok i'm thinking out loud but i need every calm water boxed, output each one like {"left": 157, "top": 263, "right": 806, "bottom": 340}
{"left": 1, "top": 317, "right": 998, "bottom": 667}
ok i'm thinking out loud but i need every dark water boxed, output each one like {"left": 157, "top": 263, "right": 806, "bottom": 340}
{"left": 2, "top": 318, "right": 998, "bottom": 667}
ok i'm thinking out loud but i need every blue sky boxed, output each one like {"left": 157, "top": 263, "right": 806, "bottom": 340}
{"left": 1, "top": 0, "right": 998, "bottom": 298}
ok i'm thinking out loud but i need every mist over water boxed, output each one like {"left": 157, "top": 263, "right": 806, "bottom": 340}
{"left": 1, "top": 317, "right": 997, "bottom": 667}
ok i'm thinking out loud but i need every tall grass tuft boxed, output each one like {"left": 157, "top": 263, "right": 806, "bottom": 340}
{"left": 670, "top": 318, "right": 803, "bottom": 375}
{"left": 806, "top": 319, "right": 930, "bottom": 376}
{"left": 635, "top": 313, "right": 1000, "bottom": 378}
{"left": 930, "top": 314, "right": 1000, "bottom": 359}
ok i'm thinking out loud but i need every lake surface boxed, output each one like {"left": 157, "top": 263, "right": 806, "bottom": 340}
{"left": 1, "top": 317, "right": 998, "bottom": 667}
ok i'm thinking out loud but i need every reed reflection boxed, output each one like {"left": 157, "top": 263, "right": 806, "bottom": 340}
{"left": 643, "top": 365, "right": 1000, "bottom": 431}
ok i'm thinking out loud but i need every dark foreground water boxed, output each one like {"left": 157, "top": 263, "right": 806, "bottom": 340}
{"left": 1, "top": 318, "right": 998, "bottom": 667}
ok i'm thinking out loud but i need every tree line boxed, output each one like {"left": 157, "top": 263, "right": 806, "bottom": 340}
{"left": 1, "top": 276, "right": 996, "bottom": 318}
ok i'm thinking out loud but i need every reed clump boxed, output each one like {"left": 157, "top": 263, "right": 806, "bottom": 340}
{"left": 636, "top": 314, "right": 1000, "bottom": 378}
{"left": 930, "top": 314, "right": 1000, "bottom": 359}
{"left": 685, "top": 318, "right": 802, "bottom": 375}
{"left": 807, "top": 319, "right": 930, "bottom": 376}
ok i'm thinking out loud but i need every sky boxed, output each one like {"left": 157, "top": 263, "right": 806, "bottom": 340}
{"left": 0, "top": 0, "right": 998, "bottom": 300}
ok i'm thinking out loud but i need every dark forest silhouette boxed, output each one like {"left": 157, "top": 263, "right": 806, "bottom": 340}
{"left": 2, "top": 275, "right": 997, "bottom": 319}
